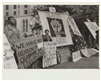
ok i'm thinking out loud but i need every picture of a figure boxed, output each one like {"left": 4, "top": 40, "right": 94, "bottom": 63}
{"left": 42, "top": 29, "right": 52, "bottom": 42}
{"left": 47, "top": 17, "right": 66, "bottom": 37}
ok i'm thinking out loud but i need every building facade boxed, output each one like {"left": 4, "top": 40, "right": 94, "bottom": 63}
{"left": 4, "top": 5, "right": 36, "bottom": 37}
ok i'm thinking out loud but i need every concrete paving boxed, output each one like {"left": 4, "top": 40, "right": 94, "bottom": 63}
{"left": 49, "top": 53, "right": 99, "bottom": 69}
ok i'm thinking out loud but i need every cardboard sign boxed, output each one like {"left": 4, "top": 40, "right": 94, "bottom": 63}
{"left": 3, "top": 34, "right": 18, "bottom": 69}
{"left": 84, "top": 22, "right": 99, "bottom": 39}
{"left": 72, "top": 51, "right": 82, "bottom": 62}
{"left": 38, "top": 11, "right": 73, "bottom": 47}
{"left": 14, "top": 36, "right": 43, "bottom": 69}
{"left": 43, "top": 42, "right": 57, "bottom": 68}
{"left": 67, "top": 16, "right": 82, "bottom": 37}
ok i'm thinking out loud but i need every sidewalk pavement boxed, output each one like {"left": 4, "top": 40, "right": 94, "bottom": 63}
{"left": 49, "top": 53, "right": 99, "bottom": 69}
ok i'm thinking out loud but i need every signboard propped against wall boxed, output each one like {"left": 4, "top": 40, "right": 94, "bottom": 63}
{"left": 38, "top": 11, "right": 73, "bottom": 47}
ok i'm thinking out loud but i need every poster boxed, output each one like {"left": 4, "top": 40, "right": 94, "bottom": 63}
{"left": 84, "top": 22, "right": 99, "bottom": 39}
{"left": 14, "top": 36, "right": 43, "bottom": 69}
{"left": 72, "top": 51, "right": 82, "bottom": 62}
{"left": 43, "top": 42, "right": 57, "bottom": 68}
{"left": 38, "top": 11, "right": 73, "bottom": 47}
{"left": 67, "top": 16, "right": 82, "bottom": 37}
{"left": 3, "top": 34, "right": 18, "bottom": 69}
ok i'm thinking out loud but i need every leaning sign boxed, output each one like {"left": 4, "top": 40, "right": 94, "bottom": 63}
{"left": 14, "top": 36, "right": 43, "bottom": 69}
{"left": 84, "top": 22, "right": 99, "bottom": 39}
{"left": 38, "top": 11, "right": 73, "bottom": 47}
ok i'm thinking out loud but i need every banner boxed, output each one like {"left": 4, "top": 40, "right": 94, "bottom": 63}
{"left": 3, "top": 34, "right": 18, "bottom": 69}
{"left": 43, "top": 42, "right": 57, "bottom": 68}
{"left": 72, "top": 51, "right": 82, "bottom": 62}
{"left": 14, "top": 36, "right": 43, "bottom": 69}
{"left": 67, "top": 16, "right": 82, "bottom": 37}
{"left": 38, "top": 11, "right": 73, "bottom": 47}
{"left": 84, "top": 22, "right": 99, "bottom": 39}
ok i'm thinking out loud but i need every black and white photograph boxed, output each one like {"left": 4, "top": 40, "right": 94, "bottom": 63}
{"left": 3, "top": 4, "right": 99, "bottom": 70}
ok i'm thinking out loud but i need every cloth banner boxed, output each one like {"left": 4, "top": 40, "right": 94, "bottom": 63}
{"left": 72, "top": 51, "right": 82, "bottom": 62}
{"left": 43, "top": 42, "right": 57, "bottom": 68}
{"left": 38, "top": 11, "right": 73, "bottom": 47}
{"left": 14, "top": 36, "right": 43, "bottom": 69}
{"left": 3, "top": 34, "right": 18, "bottom": 69}
{"left": 84, "top": 22, "right": 99, "bottom": 39}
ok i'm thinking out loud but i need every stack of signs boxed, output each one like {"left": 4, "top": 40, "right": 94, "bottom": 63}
{"left": 84, "top": 22, "right": 99, "bottom": 39}
{"left": 3, "top": 34, "right": 18, "bottom": 69}
{"left": 67, "top": 16, "right": 82, "bottom": 37}
{"left": 38, "top": 11, "right": 73, "bottom": 47}
{"left": 14, "top": 36, "right": 43, "bottom": 69}
{"left": 72, "top": 51, "right": 82, "bottom": 62}
{"left": 43, "top": 42, "right": 57, "bottom": 68}
{"left": 81, "top": 48, "right": 99, "bottom": 57}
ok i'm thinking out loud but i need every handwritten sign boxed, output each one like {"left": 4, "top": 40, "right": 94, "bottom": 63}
{"left": 43, "top": 42, "right": 57, "bottom": 68}
{"left": 84, "top": 22, "right": 99, "bottom": 39}
{"left": 72, "top": 51, "right": 82, "bottom": 62}
{"left": 14, "top": 36, "right": 43, "bottom": 69}
{"left": 3, "top": 34, "right": 17, "bottom": 69}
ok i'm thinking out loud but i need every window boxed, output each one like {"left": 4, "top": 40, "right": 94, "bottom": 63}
{"left": 6, "top": 5, "right": 9, "bottom": 10}
{"left": 24, "top": 10, "right": 28, "bottom": 14}
{"left": 24, "top": 5, "right": 27, "bottom": 8}
{"left": 14, "top": 5, "right": 16, "bottom": 9}
{"left": 26, "top": 19, "right": 28, "bottom": 32}
{"left": 23, "top": 20, "right": 25, "bottom": 32}
{"left": 14, "top": 11, "right": 16, "bottom": 15}
{"left": 6, "top": 12, "right": 9, "bottom": 16}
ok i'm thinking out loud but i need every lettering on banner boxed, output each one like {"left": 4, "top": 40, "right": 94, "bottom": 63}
{"left": 43, "top": 42, "right": 57, "bottom": 68}
{"left": 14, "top": 37, "right": 43, "bottom": 69}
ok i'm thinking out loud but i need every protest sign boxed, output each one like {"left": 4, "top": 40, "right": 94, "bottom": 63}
{"left": 3, "top": 34, "right": 18, "bottom": 69}
{"left": 84, "top": 22, "right": 99, "bottom": 39}
{"left": 3, "top": 51, "right": 18, "bottom": 69}
{"left": 81, "top": 48, "right": 99, "bottom": 57}
{"left": 38, "top": 11, "right": 73, "bottom": 47}
{"left": 72, "top": 51, "right": 82, "bottom": 62}
{"left": 43, "top": 42, "right": 57, "bottom": 68}
{"left": 14, "top": 36, "right": 43, "bottom": 69}
{"left": 67, "top": 16, "right": 82, "bottom": 37}
{"left": 81, "top": 48, "right": 90, "bottom": 57}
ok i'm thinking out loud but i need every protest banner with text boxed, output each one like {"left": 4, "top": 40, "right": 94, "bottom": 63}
{"left": 43, "top": 42, "right": 57, "bottom": 68}
{"left": 14, "top": 36, "right": 43, "bottom": 69}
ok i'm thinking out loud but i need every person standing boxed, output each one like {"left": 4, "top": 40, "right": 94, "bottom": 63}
{"left": 42, "top": 29, "right": 52, "bottom": 42}
{"left": 4, "top": 16, "right": 21, "bottom": 45}
{"left": 4, "top": 16, "right": 21, "bottom": 65}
